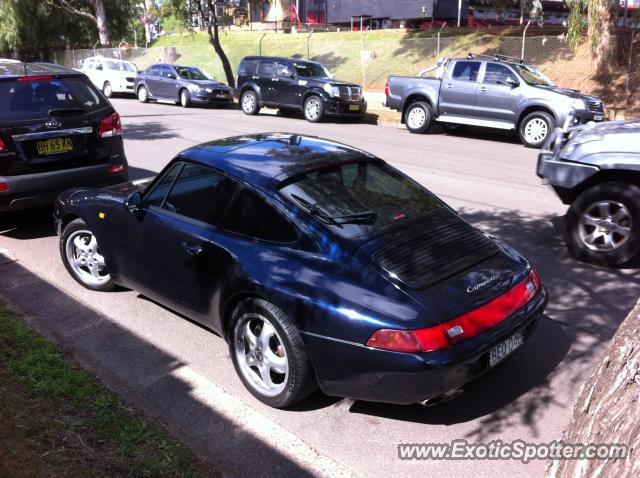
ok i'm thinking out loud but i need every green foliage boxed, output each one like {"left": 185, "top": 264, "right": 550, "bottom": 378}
{"left": 566, "top": 0, "right": 586, "bottom": 50}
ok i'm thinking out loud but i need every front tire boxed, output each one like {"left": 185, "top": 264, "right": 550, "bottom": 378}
{"left": 60, "top": 219, "right": 116, "bottom": 292}
{"left": 566, "top": 182, "right": 640, "bottom": 267}
{"left": 103, "top": 81, "right": 113, "bottom": 98}
{"left": 405, "top": 101, "right": 433, "bottom": 134}
{"left": 303, "top": 95, "right": 324, "bottom": 123}
{"left": 137, "top": 85, "right": 149, "bottom": 103}
{"left": 240, "top": 90, "right": 260, "bottom": 115}
{"left": 180, "top": 89, "right": 191, "bottom": 108}
{"left": 229, "top": 298, "right": 316, "bottom": 408}
{"left": 519, "top": 111, "right": 554, "bottom": 148}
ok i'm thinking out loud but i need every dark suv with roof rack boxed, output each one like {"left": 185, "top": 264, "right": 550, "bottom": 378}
{"left": 235, "top": 56, "right": 367, "bottom": 122}
{"left": 0, "top": 60, "right": 127, "bottom": 211}
{"left": 385, "top": 53, "right": 605, "bottom": 148}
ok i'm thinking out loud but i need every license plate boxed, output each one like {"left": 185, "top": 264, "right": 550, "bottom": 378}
{"left": 349, "top": 104, "right": 361, "bottom": 111}
{"left": 36, "top": 137, "right": 73, "bottom": 156}
{"left": 489, "top": 330, "right": 524, "bottom": 367}
{"left": 594, "top": 115, "right": 603, "bottom": 121}
{"left": 217, "top": 93, "right": 230, "bottom": 98}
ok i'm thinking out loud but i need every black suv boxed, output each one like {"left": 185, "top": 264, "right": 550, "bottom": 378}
{"left": 135, "top": 64, "right": 233, "bottom": 108}
{"left": 0, "top": 60, "right": 128, "bottom": 211}
{"left": 235, "top": 56, "right": 367, "bottom": 122}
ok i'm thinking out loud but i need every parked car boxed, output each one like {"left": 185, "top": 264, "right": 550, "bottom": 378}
{"left": 80, "top": 56, "right": 138, "bottom": 97}
{"left": 0, "top": 60, "right": 127, "bottom": 212}
{"left": 135, "top": 64, "right": 233, "bottom": 108}
{"left": 385, "top": 54, "right": 606, "bottom": 148}
{"left": 235, "top": 56, "right": 367, "bottom": 122}
{"left": 54, "top": 133, "right": 547, "bottom": 408}
{"left": 538, "top": 118, "right": 640, "bottom": 266}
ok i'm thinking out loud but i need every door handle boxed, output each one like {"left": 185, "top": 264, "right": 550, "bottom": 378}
{"left": 181, "top": 242, "right": 203, "bottom": 256}
{"left": 445, "top": 83, "right": 453, "bottom": 89}
{"left": 479, "top": 86, "right": 488, "bottom": 92}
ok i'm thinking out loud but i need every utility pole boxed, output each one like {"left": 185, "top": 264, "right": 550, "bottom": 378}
{"left": 457, "top": 0, "right": 462, "bottom": 27}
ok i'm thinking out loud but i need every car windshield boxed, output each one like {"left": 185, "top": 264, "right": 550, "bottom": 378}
{"left": 279, "top": 159, "right": 444, "bottom": 239}
{"left": 292, "top": 61, "right": 332, "bottom": 79}
{"left": 513, "top": 64, "right": 554, "bottom": 86}
{"left": 175, "top": 67, "right": 212, "bottom": 80}
{"left": 0, "top": 77, "right": 106, "bottom": 121}
{"left": 105, "top": 60, "right": 136, "bottom": 72}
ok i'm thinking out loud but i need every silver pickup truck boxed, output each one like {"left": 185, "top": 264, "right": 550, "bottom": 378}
{"left": 385, "top": 54, "right": 606, "bottom": 148}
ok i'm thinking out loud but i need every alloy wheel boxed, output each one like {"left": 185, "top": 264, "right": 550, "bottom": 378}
{"left": 407, "top": 105, "right": 427, "bottom": 130}
{"left": 524, "top": 117, "right": 548, "bottom": 144}
{"left": 305, "top": 97, "right": 321, "bottom": 121}
{"left": 578, "top": 200, "right": 633, "bottom": 252}
{"left": 233, "top": 313, "right": 289, "bottom": 397}
{"left": 65, "top": 230, "right": 111, "bottom": 286}
{"left": 138, "top": 86, "right": 147, "bottom": 102}
{"left": 242, "top": 92, "right": 256, "bottom": 113}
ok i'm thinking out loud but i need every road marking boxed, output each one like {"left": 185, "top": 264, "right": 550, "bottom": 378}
{"left": 171, "top": 365, "right": 357, "bottom": 478}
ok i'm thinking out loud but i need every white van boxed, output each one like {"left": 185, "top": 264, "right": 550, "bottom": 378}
{"left": 80, "top": 57, "right": 138, "bottom": 97}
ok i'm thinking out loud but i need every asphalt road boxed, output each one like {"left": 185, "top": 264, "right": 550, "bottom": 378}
{"left": 2, "top": 99, "right": 639, "bottom": 477}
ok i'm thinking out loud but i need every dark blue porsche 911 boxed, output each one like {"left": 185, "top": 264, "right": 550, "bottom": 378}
{"left": 54, "top": 133, "right": 547, "bottom": 408}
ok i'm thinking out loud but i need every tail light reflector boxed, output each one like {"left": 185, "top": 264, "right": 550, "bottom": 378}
{"left": 0, "top": 138, "right": 5, "bottom": 151}
{"left": 384, "top": 82, "right": 389, "bottom": 97}
{"left": 108, "top": 164, "right": 125, "bottom": 174}
{"left": 98, "top": 112, "right": 122, "bottom": 138}
{"left": 17, "top": 75, "right": 54, "bottom": 82}
{"left": 366, "top": 269, "right": 542, "bottom": 353}
{"left": 0, "top": 183, "right": 8, "bottom": 192}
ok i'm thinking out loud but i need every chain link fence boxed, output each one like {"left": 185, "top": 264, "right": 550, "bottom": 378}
{"left": 52, "top": 30, "right": 639, "bottom": 114}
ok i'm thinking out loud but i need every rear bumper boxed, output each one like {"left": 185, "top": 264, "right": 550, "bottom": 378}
{"left": 305, "top": 288, "right": 547, "bottom": 405}
{"left": 0, "top": 159, "right": 128, "bottom": 211}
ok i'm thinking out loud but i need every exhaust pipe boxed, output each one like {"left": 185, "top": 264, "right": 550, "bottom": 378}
{"left": 419, "top": 388, "right": 464, "bottom": 407}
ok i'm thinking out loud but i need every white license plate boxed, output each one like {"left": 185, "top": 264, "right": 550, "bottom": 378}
{"left": 489, "top": 330, "right": 524, "bottom": 367}
{"left": 594, "top": 115, "right": 603, "bottom": 121}
{"left": 217, "top": 94, "right": 230, "bottom": 98}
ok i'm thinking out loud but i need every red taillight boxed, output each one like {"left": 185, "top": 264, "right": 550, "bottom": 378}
{"left": 0, "top": 138, "right": 5, "bottom": 151}
{"left": 17, "top": 75, "right": 54, "bottom": 82}
{"left": 108, "top": 164, "right": 125, "bottom": 174}
{"left": 384, "top": 82, "right": 389, "bottom": 97}
{"left": 0, "top": 183, "right": 8, "bottom": 192}
{"left": 98, "top": 112, "right": 122, "bottom": 138}
{"left": 366, "top": 269, "right": 542, "bottom": 353}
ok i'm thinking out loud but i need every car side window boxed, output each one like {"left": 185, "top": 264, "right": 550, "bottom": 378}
{"left": 257, "top": 62, "right": 276, "bottom": 78}
{"left": 451, "top": 61, "right": 480, "bottom": 82}
{"left": 148, "top": 66, "right": 161, "bottom": 76}
{"left": 145, "top": 163, "right": 183, "bottom": 208}
{"left": 276, "top": 63, "right": 293, "bottom": 78}
{"left": 162, "top": 164, "right": 238, "bottom": 226}
{"left": 484, "top": 63, "right": 516, "bottom": 85}
{"left": 161, "top": 66, "right": 175, "bottom": 78}
{"left": 85, "top": 60, "right": 94, "bottom": 70}
{"left": 222, "top": 188, "right": 298, "bottom": 243}
{"left": 238, "top": 59, "right": 257, "bottom": 76}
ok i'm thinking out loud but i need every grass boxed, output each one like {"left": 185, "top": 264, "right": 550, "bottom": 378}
{"left": 0, "top": 302, "right": 219, "bottom": 478}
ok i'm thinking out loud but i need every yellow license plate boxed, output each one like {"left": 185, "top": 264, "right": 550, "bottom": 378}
{"left": 349, "top": 105, "right": 361, "bottom": 111}
{"left": 36, "top": 138, "right": 73, "bottom": 156}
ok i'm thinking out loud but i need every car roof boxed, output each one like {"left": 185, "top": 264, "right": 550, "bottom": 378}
{"left": 0, "top": 60, "right": 80, "bottom": 78}
{"left": 179, "top": 133, "right": 374, "bottom": 189}
{"left": 87, "top": 57, "right": 132, "bottom": 63}
{"left": 241, "top": 56, "right": 320, "bottom": 65}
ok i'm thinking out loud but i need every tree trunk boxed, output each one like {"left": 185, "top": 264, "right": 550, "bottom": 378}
{"left": 547, "top": 299, "right": 640, "bottom": 478}
{"left": 195, "top": 0, "right": 236, "bottom": 88}
{"left": 588, "top": 0, "right": 619, "bottom": 73}
{"left": 92, "top": 0, "right": 111, "bottom": 47}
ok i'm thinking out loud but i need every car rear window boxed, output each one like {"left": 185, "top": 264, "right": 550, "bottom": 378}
{"left": 0, "top": 77, "right": 107, "bottom": 121}
{"left": 279, "top": 159, "right": 444, "bottom": 239}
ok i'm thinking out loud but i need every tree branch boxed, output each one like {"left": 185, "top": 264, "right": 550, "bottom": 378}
{"left": 46, "top": 0, "right": 98, "bottom": 25}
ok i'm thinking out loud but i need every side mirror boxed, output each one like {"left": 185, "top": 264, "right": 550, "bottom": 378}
{"left": 96, "top": 64, "right": 103, "bottom": 71}
{"left": 124, "top": 191, "right": 142, "bottom": 214}
{"left": 166, "top": 73, "right": 176, "bottom": 80}
{"left": 506, "top": 77, "right": 520, "bottom": 87}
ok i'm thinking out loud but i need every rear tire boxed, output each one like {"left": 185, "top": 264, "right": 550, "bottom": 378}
{"left": 240, "top": 90, "right": 260, "bottom": 115}
{"left": 228, "top": 298, "right": 317, "bottom": 408}
{"left": 137, "top": 85, "right": 149, "bottom": 103}
{"left": 405, "top": 101, "right": 433, "bottom": 134}
{"left": 60, "top": 219, "right": 116, "bottom": 292}
{"left": 103, "top": 81, "right": 113, "bottom": 98}
{"left": 565, "top": 182, "right": 640, "bottom": 267}
{"left": 519, "top": 111, "right": 554, "bottom": 148}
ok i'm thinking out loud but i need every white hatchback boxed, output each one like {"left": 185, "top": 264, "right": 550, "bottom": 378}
{"left": 80, "top": 57, "right": 138, "bottom": 97}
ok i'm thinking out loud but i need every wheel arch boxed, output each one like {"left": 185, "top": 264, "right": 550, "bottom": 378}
{"left": 562, "top": 169, "right": 640, "bottom": 204}
{"left": 240, "top": 84, "right": 261, "bottom": 103}
{"left": 401, "top": 93, "right": 434, "bottom": 123}
{"left": 517, "top": 104, "right": 557, "bottom": 128}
